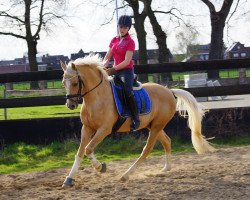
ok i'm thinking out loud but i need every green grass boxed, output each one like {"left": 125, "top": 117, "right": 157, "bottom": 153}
{"left": 0, "top": 81, "right": 63, "bottom": 92}
{"left": 0, "top": 135, "right": 249, "bottom": 174}
{"left": 0, "top": 105, "right": 80, "bottom": 120}
{"left": 211, "top": 135, "right": 250, "bottom": 147}
{"left": 12, "top": 82, "right": 31, "bottom": 90}
{"left": 47, "top": 81, "right": 64, "bottom": 89}
{"left": 147, "top": 69, "right": 250, "bottom": 82}
{"left": 247, "top": 69, "right": 250, "bottom": 77}
{"left": 219, "top": 69, "right": 239, "bottom": 78}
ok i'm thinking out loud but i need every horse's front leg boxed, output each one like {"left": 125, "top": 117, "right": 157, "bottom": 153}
{"left": 85, "top": 127, "right": 111, "bottom": 173}
{"left": 62, "top": 125, "right": 94, "bottom": 188}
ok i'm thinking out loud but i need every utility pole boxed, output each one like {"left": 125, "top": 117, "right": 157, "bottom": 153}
{"left": 115, "top": 0, "right": 119, "bottom": 34}
{"left": 4, "top": 84, "right": 7, "bottom": 120}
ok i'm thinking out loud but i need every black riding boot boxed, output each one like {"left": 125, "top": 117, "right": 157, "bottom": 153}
{"left": 127, "top": 94, "right": 140, "bottom": 131}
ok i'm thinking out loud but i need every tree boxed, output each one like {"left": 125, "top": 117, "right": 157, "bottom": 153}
{"left": 200, "top": 0, "right": 236, "bottom": 79}
{"left": 174, "top": 23, "right": 199, "bottom": 59}
{"left": 93, "top": 0, "right": 149, "bottom": 82}
{"left": 125, "top": 0, "right": 148, "bottom": 82}
{"left": 142, "top": 0, "right": 171, "bottom": 63}
{"left": 0, "top": 0, "right": 68, "bottom": 88}
{"left": 141, "top": 0, "right": 174, "bottom": 83}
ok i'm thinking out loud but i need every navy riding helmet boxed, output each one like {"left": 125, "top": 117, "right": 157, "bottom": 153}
{"left": 118, "top": 15, "right": 132, "bottom": 29}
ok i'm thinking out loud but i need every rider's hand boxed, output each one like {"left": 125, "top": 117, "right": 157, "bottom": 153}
{"left": 105, "top": 67, "right": 116, "bottom": 76}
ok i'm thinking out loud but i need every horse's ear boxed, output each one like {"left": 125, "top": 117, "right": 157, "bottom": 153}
{"left": 71, "top": 63, "right": 77, "bottom": 71}
{"left": 60, "top": 61, "right": 67, "bottom": 71}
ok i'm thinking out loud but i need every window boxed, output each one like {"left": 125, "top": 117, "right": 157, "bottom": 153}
{"left": 233, "top": 53, "right": 239, "bottom": 58}
{"left": 241, "top": 53, "right": 246, "bottom": 57}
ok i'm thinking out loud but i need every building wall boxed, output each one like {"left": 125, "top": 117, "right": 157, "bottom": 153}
{"left": 0, "top": 64, "right": 30, "bottom": 74}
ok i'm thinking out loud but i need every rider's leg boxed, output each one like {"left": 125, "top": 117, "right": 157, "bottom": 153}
{"left": 126, "top": 92, "right": 140, "bottom": 131}
{"left": 116, "top": 69, "right": 140, "bottom": 131}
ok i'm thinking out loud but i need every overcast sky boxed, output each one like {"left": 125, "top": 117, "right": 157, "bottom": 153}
{"left": 0, "top": 0, "right": 249, "bottom": 60}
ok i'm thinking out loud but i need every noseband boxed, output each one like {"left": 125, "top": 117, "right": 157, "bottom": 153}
{"left": 65, "top": 73, "right": 103, "bottom": 102}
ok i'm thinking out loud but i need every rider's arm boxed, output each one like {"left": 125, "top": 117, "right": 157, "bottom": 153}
{"left": 103, "top": 48, "right": 112, "bottom": 68}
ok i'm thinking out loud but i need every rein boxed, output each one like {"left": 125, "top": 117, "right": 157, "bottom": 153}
{"left": 65, "top": 72, "right": 103, "bottom": 102}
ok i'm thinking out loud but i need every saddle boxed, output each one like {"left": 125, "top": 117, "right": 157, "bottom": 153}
{"left": 110, "top": 76, "right": 152, "bottom": 132}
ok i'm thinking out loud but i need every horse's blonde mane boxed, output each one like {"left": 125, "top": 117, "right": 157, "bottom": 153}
{"left": 74, "top": 54, "right": 103, "bottom": 66}
{"left": 71, "top": 54, "right": 109, "bottom": 81}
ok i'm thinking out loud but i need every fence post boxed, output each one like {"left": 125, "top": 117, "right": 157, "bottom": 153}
{"left": 4, "top": 84, "right": 7, "bottom": 120}
{"left": 239, "top": 68, "right": 246, "bottom": 84}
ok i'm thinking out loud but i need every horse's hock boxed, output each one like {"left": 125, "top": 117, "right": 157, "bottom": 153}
{"left": 184, "top": 73, "right": 208, "bottom": 102}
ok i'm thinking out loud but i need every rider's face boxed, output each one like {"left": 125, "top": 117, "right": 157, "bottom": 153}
{"left": 118, "top": 25, "right": 129, "bottom": 37}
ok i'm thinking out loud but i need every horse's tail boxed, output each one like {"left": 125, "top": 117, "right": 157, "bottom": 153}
{"left": 171, "top": 88, "right": 215, "bottom": 154}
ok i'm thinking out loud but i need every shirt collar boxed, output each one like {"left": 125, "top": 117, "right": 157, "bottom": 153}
{"left": 116, "top": 33, "right": 130, "bottom": 40}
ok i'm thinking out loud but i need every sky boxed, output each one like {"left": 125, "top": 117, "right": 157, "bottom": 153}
{"left": 0, "top": 0, "right": 249, "bottom": 61}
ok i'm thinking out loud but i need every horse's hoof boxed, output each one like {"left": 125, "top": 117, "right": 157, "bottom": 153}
{"left": 161, "top": 166, "right": 171, "bottom": 172}
{"left": 120, "top": 175, "right": 129, "bottom": 182}
{"left": 62, "top": 176, "right": 74, "bottom": 188}
{"left": 100, "top": 163, "right": 107, "bottom": 173}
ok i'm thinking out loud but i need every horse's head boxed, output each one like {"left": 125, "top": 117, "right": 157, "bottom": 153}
{"left": 61, "top": 54, "right": 109, "bottom": 110}
{"left": 61, "top": 61, "right": 81, "bottom": 110}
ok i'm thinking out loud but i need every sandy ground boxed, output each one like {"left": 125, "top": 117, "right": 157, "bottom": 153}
{"left": 0, "top": 146, "right": 249, "bottom": 200}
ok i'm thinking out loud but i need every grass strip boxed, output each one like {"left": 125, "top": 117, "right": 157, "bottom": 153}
{"left": 0, "top": 135, "right": 249, "bottom": 174}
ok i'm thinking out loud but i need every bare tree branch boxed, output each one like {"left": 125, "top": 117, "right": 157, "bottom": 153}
{"left": 200, "top": 0, "right": 216, "bottom": 12}
{"left": 100, "top": 4, "right": 128, "bottom": 26}
{"left": 226, "top": 0, "right": 240, "bottom": 23}
{"left": 0, "top": 0, "right": 70, "bottom": 79}
{"left": 154, "top": 9, "right": 192, "bottom": 28}
{"left": 0, "top": 11, "right": 25, "bottom": 23}
{"left": 0, "top": 31, "right": 25, "bottom": 39}
{"left": 33, "top": 0, "right": 45, "bottom": 39}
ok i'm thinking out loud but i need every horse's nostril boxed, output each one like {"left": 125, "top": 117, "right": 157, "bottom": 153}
{"left": 66, "top": 100, "right": 78, "bottom": 110}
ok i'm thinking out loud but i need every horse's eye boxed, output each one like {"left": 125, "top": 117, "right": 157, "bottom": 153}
{"left": 72, "top": 83, "right": 78, "bottom": 87}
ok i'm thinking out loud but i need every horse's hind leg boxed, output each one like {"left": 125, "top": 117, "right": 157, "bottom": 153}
{"left": 62, "top": 125, "right": 94, "bottom": 187}
{"left": 157, "top": 130, "right": 171, "bottom": 172}
{"left": 120, "top": 127, "right": 160, "bottom": 182}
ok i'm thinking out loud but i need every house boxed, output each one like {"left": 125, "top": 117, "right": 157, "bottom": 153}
{"left": 225, "top": 42, "right": 250, "bottom": 59}
{"left": 70, "top": 49, "right": 85, "bottom": 60}
{"left": 42, "top": 54, "right": 69, "bottom": 70}
{"left": 0, "top": 57, "right": 26, "bottom": 66}
{"left": 133, "top": 49, "right": 174, "bottom": 64}
{"left": 70, "top": 49, "right": 175, "bottom": 65}
{"left": 185, "top": 42, "right": 250, "bottom": 62}
{"left": 70, "top": 49, "right": 108, "bottom": 60}
{"left": 0, "top": 48, "right": 175, "bottom": 74}
{"left": 0, "top": 64, "right": 30, "bottom": 74}
{"left": 185, "top": 44, "right": 210, "bottom": 61}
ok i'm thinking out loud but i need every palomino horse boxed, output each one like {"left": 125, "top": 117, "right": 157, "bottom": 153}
{"left": 61, "top": 54, "right": 214, "bottom": 187}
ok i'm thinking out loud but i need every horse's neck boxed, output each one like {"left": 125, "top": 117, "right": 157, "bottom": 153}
{"left": 81, "top": 73, "right": 110, "bottom": 105}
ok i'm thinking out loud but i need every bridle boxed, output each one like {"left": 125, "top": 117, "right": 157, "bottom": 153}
{"left": 65, "top": 71, "right": 103, "bottom": 102}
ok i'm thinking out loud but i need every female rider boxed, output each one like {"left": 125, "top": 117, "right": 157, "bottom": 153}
{"left": 103, "top": 15, "right": 140, "bottom": 131}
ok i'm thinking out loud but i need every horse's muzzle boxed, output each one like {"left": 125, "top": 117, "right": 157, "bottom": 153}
{"left": 66, "top": 99, "right": 78, "bottom": 110}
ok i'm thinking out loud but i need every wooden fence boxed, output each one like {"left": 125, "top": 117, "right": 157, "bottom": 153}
{"left": 0, "top": 58, "right": 250, "bottom": 108}
{"left": 1, "top": 58, "right": 250, "bottom": 144}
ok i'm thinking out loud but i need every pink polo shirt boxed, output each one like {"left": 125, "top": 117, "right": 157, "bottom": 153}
{"left": 109, "top": 34, "right": 135, "bottom": 69}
